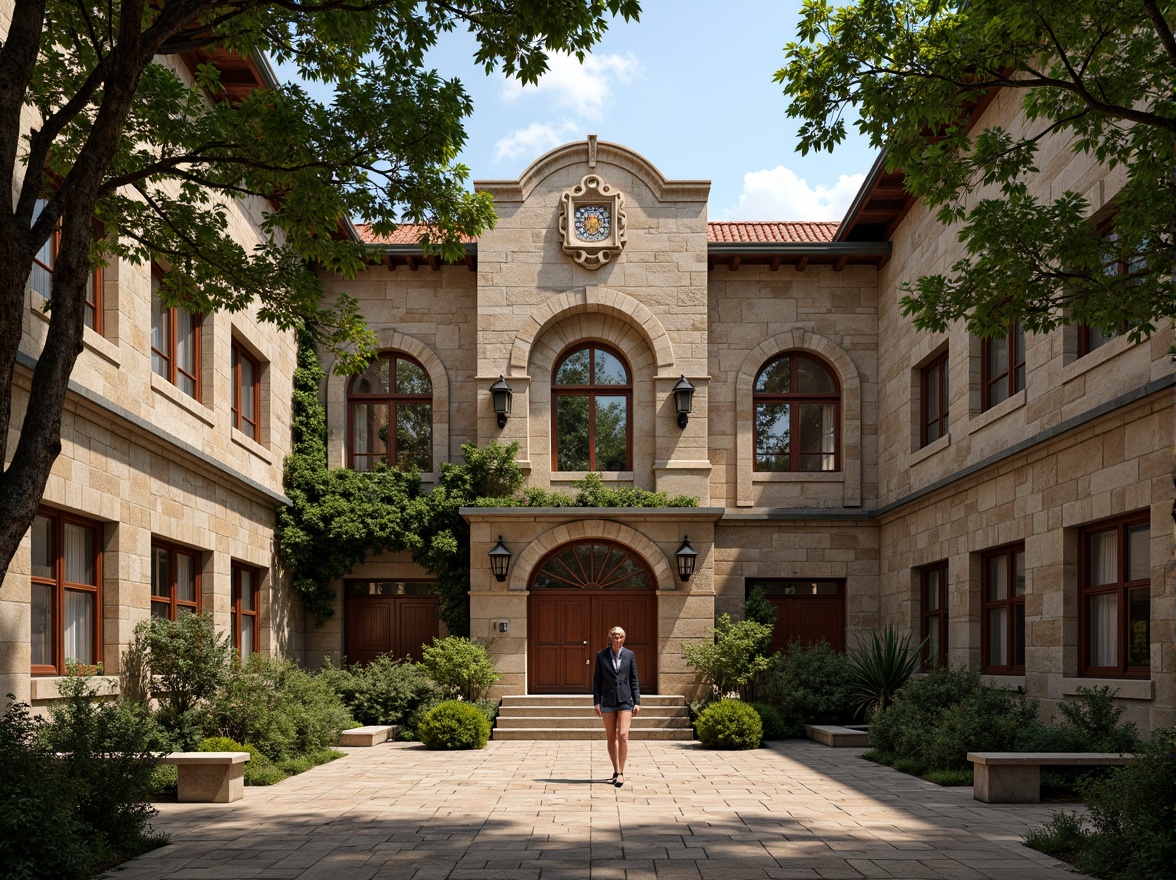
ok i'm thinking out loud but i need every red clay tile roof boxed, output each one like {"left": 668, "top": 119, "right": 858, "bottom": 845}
{"left": 355, "top": 221, "right": 840, "bottom": 245}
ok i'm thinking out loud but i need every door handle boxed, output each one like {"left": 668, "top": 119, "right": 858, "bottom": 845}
{"left": 582, "top": 641, "right": 588, "bottom": 645}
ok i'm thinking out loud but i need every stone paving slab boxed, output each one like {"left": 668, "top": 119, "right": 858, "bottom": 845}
{"left": 102, "top": 740, "right": 1088, "bottom": 879}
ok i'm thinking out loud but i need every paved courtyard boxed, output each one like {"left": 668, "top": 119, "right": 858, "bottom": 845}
{"left": 105, "top": 740, "right": 1084, "bottom": 880}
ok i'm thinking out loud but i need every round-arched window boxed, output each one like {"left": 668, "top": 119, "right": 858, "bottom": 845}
{"left": 531, "top": 540, "right": 653, "bottom": 591}
{"left": 753, "top": 352, "right": 840, "bottom": 472}
{"left": 347, "top": 351, "right": 432, "bottom": 472}
{"left": 552, "top": 343, "right": 631, "bottom": 471}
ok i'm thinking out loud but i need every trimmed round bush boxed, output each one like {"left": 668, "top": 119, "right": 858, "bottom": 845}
{"left": 696, "top": 699, "right": 763, "bottom": 750}
{"left": 749, "top": 702, "right": 787, "bottom": 741}
{"left": 418, "top": 700, "right": 491, "bottom": 750}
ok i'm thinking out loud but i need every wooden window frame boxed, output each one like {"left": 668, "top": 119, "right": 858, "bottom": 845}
{"left": 346, "top": 350, "right": 433, "bottom": 472}
{"left": 1079, "top": 512, "right": 1150, "bottom": 678}
{"left": 231, "top": 341, "right": 261, "bottom": 441}
{"left": 150, "top": 540, "right": 201, "bottom": 620}
{"left": 981, "top": 324, "right": 1025, "bottom": 411}
{"left": 231, "top": 562, "right": 261, "bottom": 663}
{"left": 150, "top": 268, "right": 202, "bottom": 400}
{"left": 981, "top": 544, "right": 1026, "bottom": 675}
{"left": 920, "top": 351, "right": 949, "bottom": 448}
{"left": 920, "top": 561, "right": 949, "bottom": 669}
{"left": 752, "top": 351, "right": 841, "bottom": 472}
{"left": 30, "top": 508, "right": 103, "bottom": 675}
{"left": 28, "top": 198, "right": 104, "bottom": 334}
{"left": 551, "top": 342, "right": 633, "bottom": 472}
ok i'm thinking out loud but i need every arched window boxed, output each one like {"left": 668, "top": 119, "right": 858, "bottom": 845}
{"left": 552, "top": 343, "right": 631, "bottom": 471}
{"left": 753, "top": 352, "right": 840, "bottom": 472}
{"left": 532, "top": 540, "right": 653, "bottom": 591}
{"left": 348, "top": 351, "right": 432, "bottom": 472}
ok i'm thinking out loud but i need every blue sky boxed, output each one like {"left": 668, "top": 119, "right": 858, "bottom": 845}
{"left": 422, "top": 0, "right": 878, "bottom": 222}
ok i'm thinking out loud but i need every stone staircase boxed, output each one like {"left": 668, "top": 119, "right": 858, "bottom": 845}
{"left": 492, "top": 694, "right": 693, "bottom": 741}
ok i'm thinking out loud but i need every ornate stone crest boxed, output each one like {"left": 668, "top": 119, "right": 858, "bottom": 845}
{"left": 558, "top": 174, "right": 626, "bottom": 269}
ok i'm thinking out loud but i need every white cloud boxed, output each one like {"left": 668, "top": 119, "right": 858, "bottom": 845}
{"left": 499, "top": 52, "right": 639, "bottom": 119}
{"left": 723, "top": 166, "right": 866, "bottom": 221}
{"left": 493, "top": 121, "right": 578, "bottom": 164}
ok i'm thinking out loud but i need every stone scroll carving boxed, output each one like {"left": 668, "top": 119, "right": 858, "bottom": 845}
{"left": 558, "top": 174, "right": 627, "bottom": 269}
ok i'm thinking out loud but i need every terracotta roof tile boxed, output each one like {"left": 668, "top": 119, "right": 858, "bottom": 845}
{"left": 706, "top": 221, "right": 839, "bottom": 243}
{"left": 354, "top": 223, "right": 476, "bottom": 245}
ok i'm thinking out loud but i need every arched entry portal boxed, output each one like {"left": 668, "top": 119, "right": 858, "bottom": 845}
{"left": 528, "top": 539, "right": 658, "bottom": 694}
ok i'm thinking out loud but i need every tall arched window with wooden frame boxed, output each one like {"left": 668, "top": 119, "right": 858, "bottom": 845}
{"left": 551, "top": 342, "right": 631, "bottom": 472}
{"left": 347, "top": 351, "right": 433, "bottom": 472}
{"left": 753, "top": 352, "right": 840, "bottom": 472}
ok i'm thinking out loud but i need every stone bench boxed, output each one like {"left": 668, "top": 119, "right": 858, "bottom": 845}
{"left": 159, "top": 752, "right": 250, "bottom": 803}
{"left": 338, "top": 725, "right": 396, "bottom": 747}
{"left": 966, "top": 751, "right": 1134, "bottom": 803}
{"left": 805, "top": 724, "right": 871, "bottom": 748}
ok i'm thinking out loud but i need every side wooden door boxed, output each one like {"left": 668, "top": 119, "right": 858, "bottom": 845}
{"left": 528, "top": 594, "right": 593, "bottom": 693}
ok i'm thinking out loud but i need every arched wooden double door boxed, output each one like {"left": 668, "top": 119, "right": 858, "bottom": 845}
{"left": 528, "top": 540, "right": 658, "bottom": 694}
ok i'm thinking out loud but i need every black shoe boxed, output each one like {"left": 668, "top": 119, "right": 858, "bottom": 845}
{"left": 610, "top": 771, "right": 618, "bottom": 782}
{"left": 614, "top": 774, "right": 625, "bottom": 787}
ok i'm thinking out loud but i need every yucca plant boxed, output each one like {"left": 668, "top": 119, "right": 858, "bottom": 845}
{"left": 848, "top": 626, "right": 927, "bottom": 718}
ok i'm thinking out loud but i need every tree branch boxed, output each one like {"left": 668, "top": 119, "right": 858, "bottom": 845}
{"left": 1141, "top": 0, "right": 1176, "bottom": 69}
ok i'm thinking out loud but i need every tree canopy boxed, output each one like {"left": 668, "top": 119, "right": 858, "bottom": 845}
{"left": 0, "top": 0, "right": 639, "bottom": 581}
{"left": 777, "top": 0, "right": 1175, "bottom": 340}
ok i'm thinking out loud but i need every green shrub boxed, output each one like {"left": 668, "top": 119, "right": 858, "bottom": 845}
{"left": 923, "top": 768, "right": 972, "bottom": 787}
{"left": 140, "top": 614, "right": 233, "bottom": 718}
{"left": 418, "top": 700, "right": 491, "bottom": 750}
{"left": 683, "top": 614, "right": 772, "bottom": 700}
{"left": 749, "top": 702, "right": 787, "bottom": 740}
{"left": 197, "top": 735, "right": 244, "bottom": 752}
{"left": 921, "top": 684, "right": 1038, "bottom": 771}
{"left": 1024, "top": 811, "right": 1087, "bottom": 863}
{"left": 743, "top": 586, "right": 777, "bottom": 628}
{"left": 421, "top": 637, "right": 500, "bottom": 701}
{"left": 847, "top": 626, "right": 925, "bottom": 717}
{"left": 758, "top": 640, "right": 856, "bottom": 736}
{"left": 319, "top": 655, "right": 441, "bottom": 727}
{"left": 870, "top": 666, "right": 984, "bottom": 757}
{"left": 695, "top": 699, "right": 763, "bottom": 750}
{"left": 148, "top": 764, "right": 178, "bottom": 799}
{"left": 275, "top": 748, "right": 344, "bottom": 775}
{"left": 470, "top": 698, "right": 499, "bottom": 727}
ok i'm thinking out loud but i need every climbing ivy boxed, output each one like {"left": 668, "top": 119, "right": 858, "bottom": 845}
{"left": 277, "top": 331, "right": 698, "bottom": 637}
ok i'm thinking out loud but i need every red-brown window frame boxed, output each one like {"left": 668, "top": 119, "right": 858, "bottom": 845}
{"left": 28, "top": 200, "right": 105, "bottom": 335}
{"left": 920, "top": 561, "right": 948, "bottom": 670}
{"left": 981, "top": 324, "right": 1025, "bottom": 411}
{"left": 346, "top": 350, "right": 433, "bottom": 472}
{"left": 752, "top": 351, "right": 842, "bottom": 472}
{"left": 150, "top": 540, "right": 201, "bottom": 620}
{"left": 150, "top": 268, "right": 202, "bottom": 400}
{"left": 551, "top": 342, "right": 633, "bottom": 472}
{"left": 30, "top": 507, "right": 103, "bottom": 675}
{"left": 920, "top": 351, "right": 949, "bottom": 448}
{"left": 1079, "top": 512, "right": 1150, "bottom": 678}
{"left": 981, "top": 543, "right": 1026, "bottom": 675}
{"left": 231, "top": 341, "right": 261, "bottom": 441}
{"left": 231, "top": 562, "right": 261, "bottom": 663}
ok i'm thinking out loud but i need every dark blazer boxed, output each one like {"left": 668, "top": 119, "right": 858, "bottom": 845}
{"left": 592, "top": 646, "right": 640, "bottom": 708}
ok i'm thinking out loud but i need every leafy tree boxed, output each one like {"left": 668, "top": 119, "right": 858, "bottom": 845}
{"left": 420, "top": 636, "right": 500, "bottom": 701}
{"left": 0, "top": 0, "right": 641, "bottom": 590}
{"left": 683, "top": 613, "right": 773, "bottom": 700}
{"left": 777, "top": 0, "right": 1175, "bottom": 340}
{"left": 140, "top": 613, "right": 233, "bottom": 718}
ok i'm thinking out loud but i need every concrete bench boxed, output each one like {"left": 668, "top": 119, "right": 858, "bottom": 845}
{"left": 338, "top": 725, "right": 397, "bottom": 747}
{"left": 159, "top": 752, "right": 250, "bottom": 803}
{"left": 967, "top": 751, "right": 1134, "bottom": 803}
{"left": 805, "top": 724, "right": 871, "bottom": 748}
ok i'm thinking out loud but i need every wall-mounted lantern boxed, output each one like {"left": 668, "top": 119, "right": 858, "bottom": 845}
{"left": 672, "top": 375, "right": 695, "bottom": 429}
{"left": 675, "top": 535, "right": 698, "bottom": 582}
{"left": 488, "top": 535, "right": 513, "bottom": 583}
{"left": 489, "top": 375, "right": 513, "bottom": 428}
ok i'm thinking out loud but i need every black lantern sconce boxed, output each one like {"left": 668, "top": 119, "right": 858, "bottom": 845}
{"left": 488, "top": 535, "right": 513, "bottom": 583}
{"left": 675, "top": 535, "right": 698, "bottom": 582}
{"left": 672, "top": 375, "right": 695, "bottom": 429}
{"left": 489, "top": 375, "right": 513, "bottom": 428}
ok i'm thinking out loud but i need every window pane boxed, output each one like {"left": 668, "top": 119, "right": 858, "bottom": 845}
{"left": 64, "top": 523, "right": 95, "bottom": 585}
{"left": 152, "top": 547, "right": 170, "bottom": 599}
{"left": 31, "top": 583, "right": 53, "bottom": 666}
{"left": 151, "top": 292, "right": 169, "bottom": 378}
{"left": 64, "top": 590, "right": 95, "bottom": 665}
{"left": 594, "top": 395, "right": 628, "bottom": 470}
{"left": 239, "top": 570, "right": 255, "bottom": 611}
{"left": 395, "top": 359, "right": 431, "bottom": 394}
{"left": 84, "top": 272, "right": 96, "bottom": 331}
{"left": 555, "top": 349, "right": 590, "bottom": 385}
{"left": 986, "top": 336, "right": 1008, "bottom": 383}
{"left": 395, "top": 403, "right": 432, "bottom": 471}
{"left": 31, "top": 515, "right": 54, "bottom": 579}
{"left": 755, "top": 403, "right": 790, "bottom": 471}
{"left": 755, "top": 356, "right": 790, "bottom": 393}
{"left": 28, "top": 200, "right": 53, "bottom": 298}
{"left": 353, "top": 357, "right": 390, "bottom": 395}
{"left": 925, "top": 624, "right": 940, "bottom": 667}
{"left": 925, "top": 366, "right": 941, "bottom": 424}
{"left": 988, "top": 607, "right": 1007, "bottom": 666}
{"left": 796, "top": 357, "right": 835, "bottom": 393}
{"left": 352, "top": 403, "right": 389, "bottom": 464}
{"left": 1014, "top": 551, "right": 1025, "bottom": 597}
{"left": 176, "top": 553, "right": 196, "bottom": 604}
{"left": 925, "top": 571, "right": 940, "bottom": 611}
{"left": 239, "top": 615, "right": 254, "bottom": 660}
{"left": 987, "top": 556, "right": 1007, "bottom": 601}
{"left": 798, "top": 403, "right": 835, "bottom": 471}
{"left": 555, "top": 396, "right": 590, "bottom": 470}
{"left": 1127, "top": 524, "right": 1149, "bottom": 581}
{"left": 1128, "top": 588, "right": 1150, "bottom": 668}
{"left": 151, "top": 602, "right": 169, "bottom": 619}
{"left": 1086, "top": 325, "right": 1116, "bottom": 352}
{"left": 175, "top": 309, "right": 196, "bottom": 396}
{"left": 1088, "top": 593, "right": 1117, "bottom": 667}
{"left": 593, "top": 349, "right": 628, "bottom": 385}
{"left": 239, "top": 353, "right": 256, "bottom": 422}
{"left": 1014, "top": 603, "right": 1025, "bottom": 667}
{"left": 1088, "top": 530, "right": 1117, "bottom": 586}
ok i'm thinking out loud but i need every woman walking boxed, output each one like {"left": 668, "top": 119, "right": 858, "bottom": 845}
{"left": 592, "top": 625, "right": 641, "bottom": 787}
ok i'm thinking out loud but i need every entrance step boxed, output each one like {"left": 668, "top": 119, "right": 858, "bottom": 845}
{"left": 492, "top": 694, "right": 693, "bottom": 741}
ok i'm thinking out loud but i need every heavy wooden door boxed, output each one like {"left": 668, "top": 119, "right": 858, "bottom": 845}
{"left": 750, "top": 578, "right": 846, "bottom": 654}
{"left": 529, "top": 595, "right": 592, "bottom": 692}
{"left": 345, "top": 580, "right": 439, "bottom": 666}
